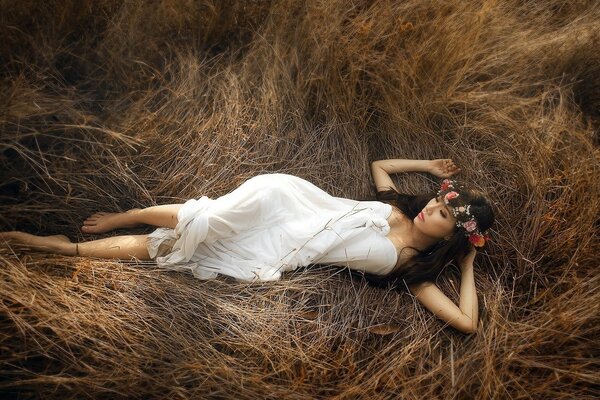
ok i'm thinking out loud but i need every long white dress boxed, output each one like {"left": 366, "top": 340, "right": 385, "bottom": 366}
{"left": 146, "top": 173, "right": 398, "bottom": 282}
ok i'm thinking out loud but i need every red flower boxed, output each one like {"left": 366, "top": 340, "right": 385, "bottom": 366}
{"left": 469, "top": 234, "right": 485, "bottom": 247}
{"left": 441, "top": 179, "right": 451, "bottom": 191}
{"left": 445, "top": 191, "right": 459, "bottom": 201}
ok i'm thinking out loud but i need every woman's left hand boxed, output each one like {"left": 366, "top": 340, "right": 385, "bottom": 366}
{"left": 429, "top": 159, "right": 461, "bottom": 178}
{"left": 461, "top": 246, "right": 477, "bottom": 271}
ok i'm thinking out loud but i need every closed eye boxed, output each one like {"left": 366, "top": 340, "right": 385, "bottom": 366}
{"left": 437, "top": 196, "right": 448, "bottom": 218}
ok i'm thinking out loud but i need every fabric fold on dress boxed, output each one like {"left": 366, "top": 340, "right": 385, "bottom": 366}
{"left": 147, "top": 173, "right": 397, "bottom": 282}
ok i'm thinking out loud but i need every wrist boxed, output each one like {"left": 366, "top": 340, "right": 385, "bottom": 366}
{"left": 425, "top": 160, "right": 434, "bottom": 173}
{"left": 460, "top": 262, "right": 474, "bottom": 273}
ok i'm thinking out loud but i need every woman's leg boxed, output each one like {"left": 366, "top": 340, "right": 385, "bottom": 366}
{"left": 0, "top": 231, "right": 152, "bottom": 260}
{"left": 77, "top": 234, "right": 151, "bottom": 260}
{"left": 82, "top": 204, "right": 184, "bottom": 234}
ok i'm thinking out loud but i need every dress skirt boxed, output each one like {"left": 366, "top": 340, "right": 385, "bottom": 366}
{"left": 147, "top": 173, "right": 397, "bottom": 282}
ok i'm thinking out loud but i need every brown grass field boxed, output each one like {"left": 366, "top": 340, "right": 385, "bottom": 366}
{"left": 1, "top": 0, "right": 599, "bottom": 398}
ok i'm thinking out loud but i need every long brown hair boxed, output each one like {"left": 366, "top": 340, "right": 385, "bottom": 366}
{"left": 358, "top": 186, "right": 495, "bottom": 289}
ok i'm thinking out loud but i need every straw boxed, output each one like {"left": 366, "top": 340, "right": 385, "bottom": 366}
{"left": 1, "top": 0, "right": 599, "bottom": 398}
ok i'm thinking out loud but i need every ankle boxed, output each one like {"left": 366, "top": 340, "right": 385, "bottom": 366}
{"left": 124, "top": 208, "right": 142, "bottom": 224}
{"left": 60, "top": 242, "right": 78, "bottom": 256}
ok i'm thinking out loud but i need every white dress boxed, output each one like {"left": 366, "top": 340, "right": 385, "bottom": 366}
{"left": 146, "top": 173, "right": 398, "bottom": 282}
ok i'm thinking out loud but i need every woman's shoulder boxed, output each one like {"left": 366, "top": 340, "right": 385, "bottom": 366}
{"left": 382, "top": 205, "right": 417, "bottom": 270}
{"left": 386, "top": 244, "right": 418, "bottom": 273}
{"left": 385, "top": 202, "right": 410, "bottom": 222}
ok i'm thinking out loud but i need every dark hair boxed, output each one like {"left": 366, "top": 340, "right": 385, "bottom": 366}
{"left": 358, "top": 185, "right": 495, "bottom": 289}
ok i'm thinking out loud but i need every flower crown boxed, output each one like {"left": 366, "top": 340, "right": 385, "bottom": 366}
{"left": 437, "top": 179, "right": 490, "bottom": 247}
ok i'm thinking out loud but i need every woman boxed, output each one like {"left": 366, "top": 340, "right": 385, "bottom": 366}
{"left": 0, "top": 158, "right": 493, "bottom": 334}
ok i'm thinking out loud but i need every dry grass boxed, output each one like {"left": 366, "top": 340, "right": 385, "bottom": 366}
{"left": 1, "top": 0, "right": 599, "bottom": 398}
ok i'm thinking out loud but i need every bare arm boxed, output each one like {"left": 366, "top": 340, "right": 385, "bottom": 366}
{"left": 408, "top": 248, "right": 479, "bottom": 334}
{"left": 371, "top": 158, "right": 460, "bottom": 192}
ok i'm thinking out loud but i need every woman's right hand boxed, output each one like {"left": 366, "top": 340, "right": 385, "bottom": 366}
{"left": 429, "top": 159, "right": 461, "bottom": 178}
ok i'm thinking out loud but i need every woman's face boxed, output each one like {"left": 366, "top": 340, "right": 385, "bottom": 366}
{"left": 413, "top": 195, "right": 457, "bottom": 239}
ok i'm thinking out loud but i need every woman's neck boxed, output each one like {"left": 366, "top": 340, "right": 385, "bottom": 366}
{"left": 405, "top": 222, "right": 440, "bottom": 252}
{"left": 388, "top": 206, "right": 440, "bottom": 252}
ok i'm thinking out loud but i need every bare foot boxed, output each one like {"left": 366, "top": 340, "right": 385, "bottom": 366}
{"left": 82, "top": 209, "right": 140, "bottom": 234}
{"left": 0, "top": 231, "right": 76, "bottom": 255}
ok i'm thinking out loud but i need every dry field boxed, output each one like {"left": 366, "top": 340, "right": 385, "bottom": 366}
{"left": 1, "top": 0, "right": 599, "bottom": 398}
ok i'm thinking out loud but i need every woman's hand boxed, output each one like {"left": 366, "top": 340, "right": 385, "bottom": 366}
{"left": 429, "top": 159, "right": 461, "bottom": 178}
{"left": 460, "top": 246, "right": 477, "bottom": 272}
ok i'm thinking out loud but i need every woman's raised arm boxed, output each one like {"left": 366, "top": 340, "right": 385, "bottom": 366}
{"left": 371, "top": 158, "right": 460, "bottom": 192}
{"left": 408, "top": 248, "right": 479, "bottom": 334}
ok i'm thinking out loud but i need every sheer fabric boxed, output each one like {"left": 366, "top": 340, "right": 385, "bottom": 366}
{"left": 147, "top": 174, "right": 397, "bottom": 282}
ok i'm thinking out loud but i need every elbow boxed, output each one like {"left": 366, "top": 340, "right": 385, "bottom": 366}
{"left": 455, "top": 318, "right": 478, "bottom": 335}
{"left": 462, "top": 324, "right": 477, "bottom": 335}
{"left": 371, "top": 161, "right": 387, "bottom": 175}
